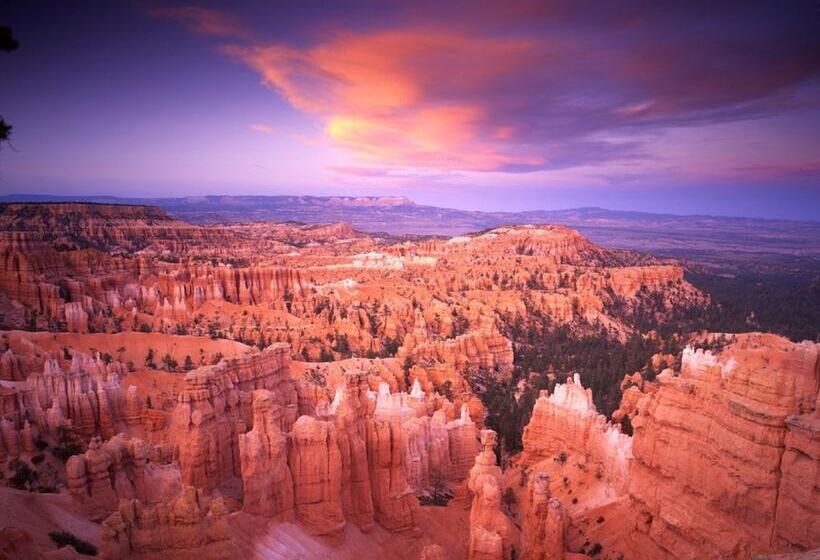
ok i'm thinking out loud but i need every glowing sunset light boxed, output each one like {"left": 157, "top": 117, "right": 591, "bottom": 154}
{"left": 1, "top": 1, "right": 817, "bottom": 218}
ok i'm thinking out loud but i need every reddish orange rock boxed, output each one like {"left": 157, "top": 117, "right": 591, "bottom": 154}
{"left": 287, "top": 415, "right": 346, "bottom": 536}
{"left": 238, "top": 389, "right": 294, "bottom": 519}
{"left": 468, "top": 430, "right": 518, "bottom": 560}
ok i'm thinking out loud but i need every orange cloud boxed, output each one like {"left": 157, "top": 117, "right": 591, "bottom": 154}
{"left": 225, "top": 29, "right": 549, "bottom": 171}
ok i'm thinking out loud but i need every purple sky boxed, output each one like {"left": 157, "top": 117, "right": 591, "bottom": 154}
{"left": 1, "top": 1, "right": 818, "bottom": 219}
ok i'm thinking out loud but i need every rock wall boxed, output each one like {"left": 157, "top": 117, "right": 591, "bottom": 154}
{"left": 238, "top": 389, "right": 294, "bottom": 519}
{"left": 448, "top": 403, "right": 480, "bottom": 481}
{"left": 367, "top": 384, "right": 420, "bottom": 532}
{"left": 628, "top": 334, "right": 819, "bottom": 559}
{"left": 0, "top": 352, "right": 143, "bottom": 461}
{"left": 400, "top": 329, "right": 514, "bottom": 376}
{"left": 774, "top": 407, "right": 820, "bottom": 551}
{"left": 331, "top": 373, "right": 376, "bottom": 528}
{"left": 287, "top": 415, "right": 345, "bottom": 535}
{"left": 67, "top": 434, "right": 181, "bottom": 521}
{"left": 27, "top": 353, "right": 133, "bottom": 438}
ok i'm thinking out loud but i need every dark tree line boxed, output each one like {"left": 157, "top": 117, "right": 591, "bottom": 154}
{"left": 471, "top": 320, "right": 674, "bottom": 458}
{"left": 686, "top": 271, "right": 819, "bottom": 343}
{"left": 1, "top": 26, "right": 20, "bottom": 149}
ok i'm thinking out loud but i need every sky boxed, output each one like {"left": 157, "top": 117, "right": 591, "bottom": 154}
{"left": 1, "top": 0, "right": 818, "bottom": 219}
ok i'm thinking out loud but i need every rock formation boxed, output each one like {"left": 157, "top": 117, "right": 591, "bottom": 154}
{"left": 25, "top": 353, "right": 132, "bottom": 439}
{"left": 100, "top": 486, "right": 234, "bottom": 559}
{"left": 448, "top": 404, "right": 480, "bottom": 481}
{"left": 521, "top": 471, "right": 565, "bottom": 560}
{"left": 367, "top": 385, "right": 419, "bottom": 532}
{"left": 468, "top": 430, "right": 518, "bottom": 560}
{"left": 419, "top": 544, "right": 449, "bottom": 560}
{"left": 0, "top": 527, "right": 44, "bottom": 560}
{"left": 3, "top": 204, "right": 813, "bottom": 560}
{"left": 520, "top": 333, "right": 820, "bottom": 559}
{"left": 170, "top": 344, "right": 296, "bottom": 491}
{"left": 522, "top": 373, "right": 631, "bottom": 489}
{"left": 238, "top": 389, "right": 294, "bottom": 519}
{"left": 627, "top": 334, "right": 819, "bottom": 558}
{"left": 331, "top": 373, "right": 376, "bottom": 529}
{"left": 67, "top": 434, "right": 180, "bottom": 521}
{"left": 774, "top": 403, "right": 820, "bottom": 551}
{"left": 287, "top": 415, "right": 345, "bottom": 535}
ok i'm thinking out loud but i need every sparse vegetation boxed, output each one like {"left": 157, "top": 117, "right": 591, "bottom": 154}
{"left": 161, "top": 353, "right": 178, "bottom": 372}
{"left": 8, "top": 459, "right": 37, "bottom": 489}
{"left": 305, "top": 367, "right": 327, "bottom": 388}
{"left": 418, "top": 471, "right": 452, "bottom": 506}
{"left": 144, "top": 348, "right": 156, "bottom": 369}
{"left": 51, "top": 426, "right": 84, "bottom": 461}
{"left": 48, "top": 531, "right": 98, "bottom": 556}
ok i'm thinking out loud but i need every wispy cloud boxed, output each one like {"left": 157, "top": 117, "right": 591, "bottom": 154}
{"left": 249, "top": 123, "right": 274, "bottom": 134}
{"left": 150, "top": 5, "right": 251, "bottom": 40}
{"left": 328, "top": 166, "right": 391, "bottom": 177}
{"left": 734, "top": 161, "right": 820, "bottom": 181}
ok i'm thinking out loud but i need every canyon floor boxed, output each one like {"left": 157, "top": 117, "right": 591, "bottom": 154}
{"left": 0, "top": 203, "right": 816, "bottom": 560}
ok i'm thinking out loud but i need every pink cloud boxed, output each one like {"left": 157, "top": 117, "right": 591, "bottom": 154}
{"left": 223, "top": 29, "right": 552, "bottom": 172}
{"left": 249, "top": 123, "right": 274, "bottom": 134}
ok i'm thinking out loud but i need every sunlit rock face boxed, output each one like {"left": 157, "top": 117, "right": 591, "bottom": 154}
{"left": 288, "top": 414, "right": 346, "bottom": 536}
{"left": 520, "top": 333, "right": 820, "bottom": 560}
{"left": 521, "top": 373, "right": 632, "bottom": 490}
{"left": 330, "top": 372, "right": 377, "bottom": 529}
{"left": 628, "top": 334, "right": 819, "bottom": 558}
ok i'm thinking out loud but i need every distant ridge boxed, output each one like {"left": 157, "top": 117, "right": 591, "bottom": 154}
{"left": 1, "top": 194, "right": 818, "bottom": 275}
{"left": 1, "top": 193, "right": 815, "bottom": 225}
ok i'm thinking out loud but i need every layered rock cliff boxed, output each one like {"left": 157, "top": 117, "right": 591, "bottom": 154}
{"left": 628, "top": 334, "right": 819, "bottom": 558}
{"left": 520, "top": 333, "right": 820, "bottom": 559}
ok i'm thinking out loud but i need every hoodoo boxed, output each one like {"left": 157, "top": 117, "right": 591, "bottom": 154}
{"left": 0, "top": 204, "right": 815, "bottom": 560}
